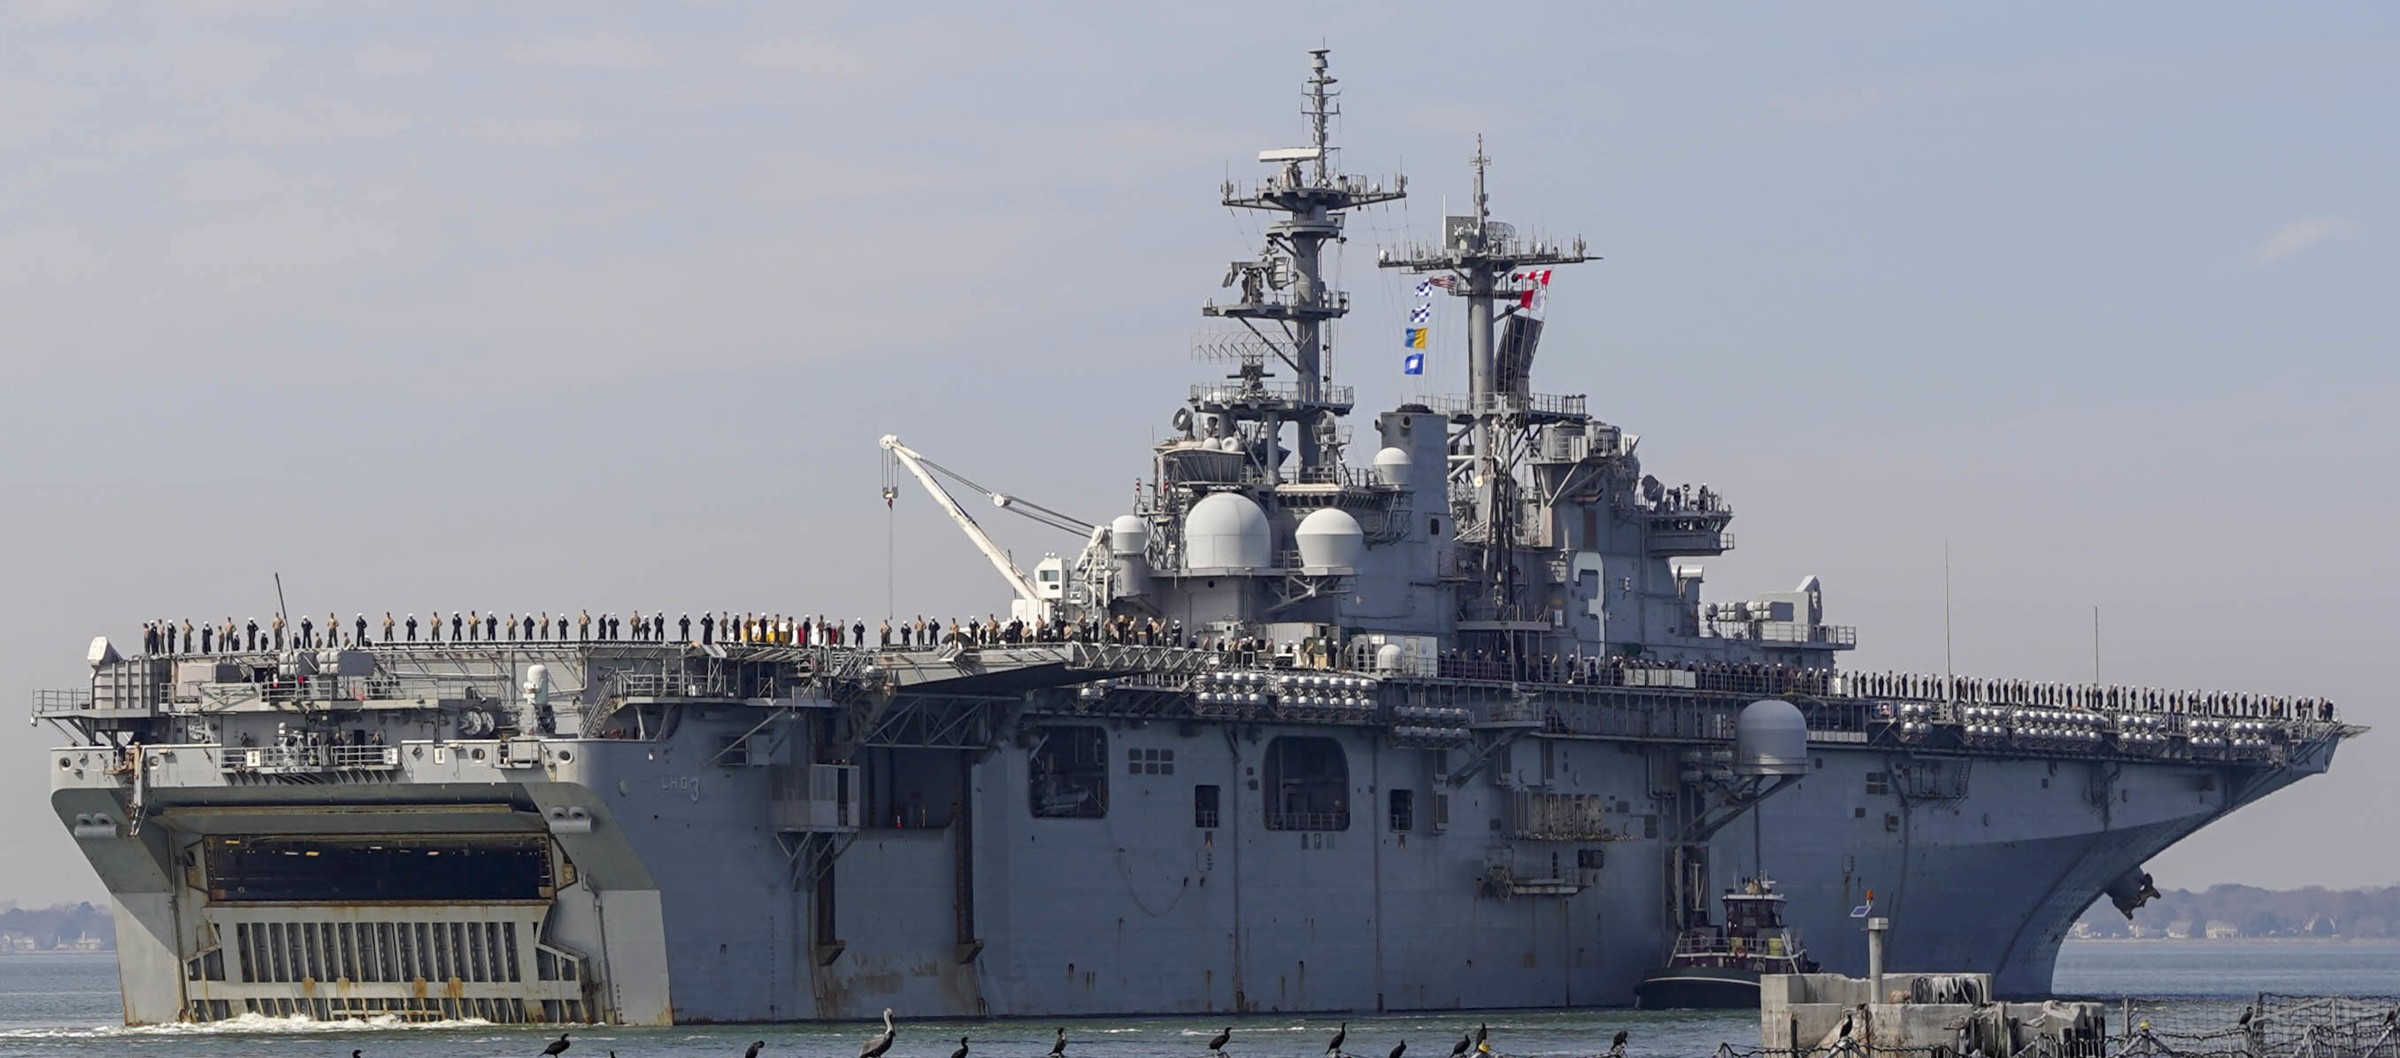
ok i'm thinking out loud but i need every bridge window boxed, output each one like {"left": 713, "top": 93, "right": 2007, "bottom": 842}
{"left": 1194, "top": 784, "right": 1221, "bottom": 828}
{"left": 1263, "top": 736, "right": 1350, "bottom": 831}
{"left": 1029, "top": 726, "right": 1108, "bottom": 819}
{"left": 1126, "top": 747, "right": 1175, "bottom": 776}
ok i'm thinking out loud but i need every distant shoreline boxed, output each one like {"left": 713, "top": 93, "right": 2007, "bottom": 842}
{"left": 2068, "top": 937, "right": 2400, "bottom": 945}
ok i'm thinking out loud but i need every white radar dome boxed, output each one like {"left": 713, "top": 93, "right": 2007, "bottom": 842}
{"left": 1372, "top": 446, "right": 1414, "bottom": 488}
{"left": 1109, "top": 515, "right": 1149, "bottom": 556}
{"left": 1735, "top": 698, "right": 1808, "bottom": 776}
{"left": 1295, "top": 508, "right": 1365, "bottom": 569}
{"left": 1185, "top": 493, "right": 1271, "bottom": 571}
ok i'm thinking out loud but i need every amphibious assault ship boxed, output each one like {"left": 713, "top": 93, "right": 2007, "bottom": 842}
{"left": 41, "top": 52, "right": 2352, "bottom": 1026}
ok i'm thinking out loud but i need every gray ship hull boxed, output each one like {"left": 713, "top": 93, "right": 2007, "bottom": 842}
{"left": 1753, "top": 745, "right": 2328, "bottom": 997}
{"left": 56, "top": 674, "right": 2341, "bottom": 1023}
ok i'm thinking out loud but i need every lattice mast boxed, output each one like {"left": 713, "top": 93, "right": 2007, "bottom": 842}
{"left": 1379, "top": 139, "right": 1589, "bottom": 616}
{"left": 1205, "top": 49, "right": 1406, "bottom": 476}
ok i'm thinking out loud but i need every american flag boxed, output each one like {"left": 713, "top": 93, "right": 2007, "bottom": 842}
{"left": 1429, "top": 275, "right": 1457, "bottom": 290}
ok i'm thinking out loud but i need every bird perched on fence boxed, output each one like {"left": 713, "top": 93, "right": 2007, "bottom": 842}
{"left": 1608, "top": 1029, "right": 1628, "bottom": 1058}
{"left": 1327, "top": 1022, "right": 1348, "bottom": 1058}
{"left": 1049, "top": 1027, "right": 1069, "bottom": 1058}
{"left": 543, "top": 1034, "right": 574, "bottom": 1058}
{"left": 861, "top": 1008, "right": 897, "bottom": 1058}
{"left": 1208, "top": 1028, "right": 1233, "bottom": 1056}
{"left": 1451, "top": 1033, "right": 1472, "bottom": 1058}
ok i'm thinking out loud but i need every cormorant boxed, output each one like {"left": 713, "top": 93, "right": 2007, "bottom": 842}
{"left": 1208, "top": 1027, "right": 1233, "bottom": 1055}
{"left": 1328, "top": 1022, "right": 1348, "bottom": 1058}
{"left": 1610, "top": 1029, "right": 1628, "bottom": 1057}
{"left": 954, "top": 1036, "right": 972, "bottom": 1058}
{"left": 747, "top": 1042, "right": 766, "bottom": 1058}
{"left": 862, "top": 1008, "right": 897, "bottom": 1058}
{"left": 1839, "top": 1012, "right": 1856, "bottom": 1040}
{"left": 1390, "top": 1040, "right": 1408, "bottom": 1058}
{"left": 1475, "top": 1024, "right": 1491, "bottom": 1055}
{"left": 1451, "top": 1033, "right": 1472, "bottom": 1058}
{"left": 1050, "top": 1027, "right": 1069, "bottom": 1058}
{"left": 2239, "top": 1007, "right": 2255, "bottom": 1029}
{"left": 543, "top": 1034, "right": 574, "bottom": 1058}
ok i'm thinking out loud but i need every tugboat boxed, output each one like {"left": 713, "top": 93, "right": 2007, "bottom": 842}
{"left": 1636, "top": 877, "right": 1816, "bottom": 1009}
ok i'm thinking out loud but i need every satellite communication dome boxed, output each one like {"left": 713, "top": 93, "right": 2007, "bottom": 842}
{"left": 1735, "top": 699, "right": 1808, "bottom": 776}
{"left": 1372, "top": 446, "right": 1414, "bottom": 488}
{"left": 1184, "top": 493, "right": 1271, "bottom": 571}
{"left": 1109, "top": 515, "right": 1149, "bottom": 556}
{"left": 1295, "top": 508, "right": 1365, "bottom": 569}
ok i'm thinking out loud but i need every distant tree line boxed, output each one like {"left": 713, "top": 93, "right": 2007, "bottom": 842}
{"left": 0, "top": 902, "right": 114, "bottom": 952}
{"left": 2077, "top": 885, "right": 2400, "bottom": 939}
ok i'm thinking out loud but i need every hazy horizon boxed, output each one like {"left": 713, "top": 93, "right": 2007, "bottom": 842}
{"left": 1, "top": 3, "right": 2392, "bottom": 905}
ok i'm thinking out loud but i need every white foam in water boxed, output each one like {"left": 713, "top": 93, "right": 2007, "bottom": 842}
{"left": 0, "top": 1011, "right": 496, "bottom": 1039}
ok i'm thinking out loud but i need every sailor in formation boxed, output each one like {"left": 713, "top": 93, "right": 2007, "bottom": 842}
{"left": 125, "top": 606, "right": 2331, "bottom": 727}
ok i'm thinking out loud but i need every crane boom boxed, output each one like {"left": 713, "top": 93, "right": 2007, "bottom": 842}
{"left": 879, "top": 434, "right": 1048, "bottom": 613}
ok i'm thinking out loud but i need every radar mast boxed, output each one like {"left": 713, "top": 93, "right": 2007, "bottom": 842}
{"left": 1379, "top": 140, "right": 1590, "bottom": 620}
{"left": 1204, "top": 49, "right": 1405, "bottom": 479}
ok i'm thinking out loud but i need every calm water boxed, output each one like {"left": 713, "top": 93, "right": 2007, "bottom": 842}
{"left": 1, "top": 943, "right": 2395, "bottom": 1058}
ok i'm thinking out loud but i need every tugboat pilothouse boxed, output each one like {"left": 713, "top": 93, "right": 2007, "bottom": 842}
{"left": 1637, "top": 877, "right": 1816, "bottom": 1009}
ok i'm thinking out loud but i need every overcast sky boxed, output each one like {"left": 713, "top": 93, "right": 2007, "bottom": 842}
{"left": 1, "top": 3, "right": 2392, "bottom": 906}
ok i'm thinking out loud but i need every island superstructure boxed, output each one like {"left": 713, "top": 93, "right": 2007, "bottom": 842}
{"left": 39, "top": 51, "right": 2352, "bottom": 1026}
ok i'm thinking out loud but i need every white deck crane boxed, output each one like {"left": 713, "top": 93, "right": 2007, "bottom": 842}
{"left": 879, "top": 434, "right": 1097, "bottom": 622}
